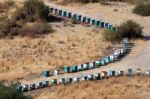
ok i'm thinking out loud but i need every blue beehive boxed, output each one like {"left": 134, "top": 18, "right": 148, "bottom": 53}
{"left": 67, "top": 77, "right": 73, "bottom": 83}
{"left": 128, "top": 68, "right": 132, "bottom": 76}
{"left": 100, "top": 21, "right": 105, "bottom": 28}
{"left": 64, "top": 66, "right": 70, "bottom": 73}
{"left": 77, "top": 15, "right": 82, "bottom": 21}
{"left": 42, "top": 70, "right": 49, "bottom": 77}
{"left": 72, "top": 14, "right": 77, "bottom": 20}
{"left": 67, "top": 12, "right": 72, "bottom": 18}
{"left": 58, "top": 10, "right": 62, "bottom": 16}
{"left": 63, "top": 11, "right": 67, "bottom": 17}
{"left": 71, "top": 65, "right": 77, "bottom": 72}
{"left": 105, "top": 22, "right": 109, "bottom": 28}
{"left": 109, "top": 70, "right": 115, "bottom": 77}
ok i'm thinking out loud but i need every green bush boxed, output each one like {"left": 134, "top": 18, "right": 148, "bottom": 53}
{"left": 0, "top": 83, "right": 32, "bottom": 99}
{"left": 102, "top": 20, "right": 143, "bottom": 42}
{"left": 133, "top": 3, "right": 150, "bottom": 16}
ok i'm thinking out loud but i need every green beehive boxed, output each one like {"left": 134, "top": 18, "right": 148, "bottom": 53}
{"left": 109, "top": 55, "right": 114, "bottom": 62}
{"left": 63, "top": 11, "right": 67, "bottom": 17}
{"left": 58, "top": 10, "right": 62, "bottom": 16}
{"left": 77, "top": 15, "right": 82, "bottom": 21}
{"left": 96, "top": 21, "right": 100, "bottom": 26}
{"left": 67, "top": 12, "right": 72, "bottom": 18}
{"left": 61, "top": 78, "right": 66, "bottom": 84}
{"left": 112, "top": 26, "right": 117, "bottom": 31}
{"left": 64, "top": 66, "right": 70, "bottom": 73}
{"left": 22, "top": 85, "right": 28, "bottom": 92}
{"left": 87, "top": 18, "right": 91, "bottom": 24}
{"left": 128, "top": 68, "right": 132, "bottom": 76}
{"left": 108, "top": 24, "right": 113, "bottom": 30}
{"left": 71, "top": 65, "right": 77, "bottom": 72}
{"left": 82, "top": 17, "right": 87, "bottom": 23}
{"left": 72, "top": 14, "right": 77, "bottom": 20}
{"left": 91, "top": 19, "right": 96, "bottom": 25}
{"left": 51, "top": 79, "right": 57, "bottom": 85}
{"left": 104, "top": 56, "right": 110, "bottom": 64}
{"left": 95, "top": 60, "right": 101, "bottom": 67}
{"left": 94, "top": 73, "right": 101, "bottom": 80}
{"left": 87, "top": 74, "right": 93, "bottom": 80}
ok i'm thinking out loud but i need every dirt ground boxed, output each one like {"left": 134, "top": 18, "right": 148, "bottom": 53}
{"left": 0, "top": 0, "right": 150, "bottom": 99}
{"left": 26, "top": 76, "right": 150, "bottom": 99}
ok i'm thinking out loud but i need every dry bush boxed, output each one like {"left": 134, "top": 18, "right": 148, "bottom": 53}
{"left": 57, "top": 0, "right": 149, "bottom": 5}
{"left": 20, "top": 22, "right": 53, "bottom": 38}
{"left": 0, "top": 0, "right": 54, "bottom": 38}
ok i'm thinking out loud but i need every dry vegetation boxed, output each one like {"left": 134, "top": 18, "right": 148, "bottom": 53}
{"left": 26, "top": 76, "right": 150, "bottom": 99}
{"left": 0, "top": 21, "right": 111, "bottom": 81}
{"left": 50, "top": 0, "right": 150, "bottom": 5}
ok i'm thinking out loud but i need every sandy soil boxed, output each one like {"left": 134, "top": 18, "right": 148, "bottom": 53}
{"left": 0, "top": 0, "right": 150, "bottom": 99}
{"left": 26, "top": 76, "right": 150, "bottom": 99}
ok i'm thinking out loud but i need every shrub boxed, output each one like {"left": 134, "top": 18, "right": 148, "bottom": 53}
{"left": 102, "top": 20, "right": 143, "bottom": 42}
{"left": 0, "top": 83, "right": 32, "bottom": 99}
{"left": 117, "top": 20, "right": 143, "bottom": 39}
{"left": 0, "top": 0, "right": 54, "bottom": 38}
{"left": 133, "top": 3, "right": 150, "bottom": 16}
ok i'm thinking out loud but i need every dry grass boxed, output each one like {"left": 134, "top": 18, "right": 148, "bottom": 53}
{"left": 0, "top": 21, "right": 111, "bottom": 81}
{"left": 26, "top": 76, "right": 150, "bottom": 99}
